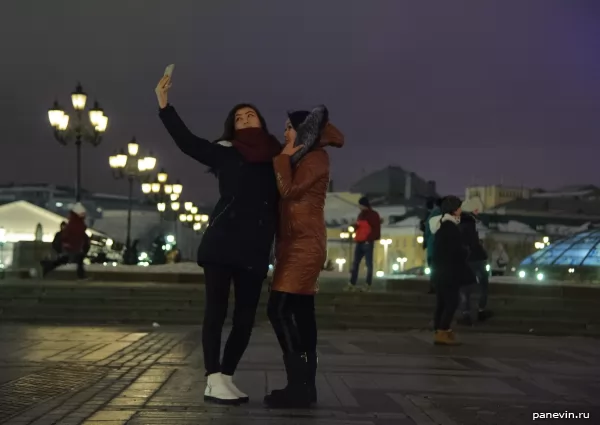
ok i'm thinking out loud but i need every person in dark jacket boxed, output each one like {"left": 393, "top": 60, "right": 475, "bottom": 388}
{"left": 42, "top": 221, "right": 68, "bottom": 276}
{"left": 424, "top": 197, "right": 442, "bottom": 293}
{"left": 347, "top": 196, "right": 381, "bottom": 292}
{"left": 156, "top": 74, "right": 280, "bottom": 405}
{"left": 457, "top": 198, "right": 493, "bottom": 326}
{"left": 52, "top": 221, "right": 67, "bottom": 254}
{"left": 265, "top": 106, "right": 344, "bottom": 408}
{"left": 430, "top": 195, "right": 476, "bottom": 345}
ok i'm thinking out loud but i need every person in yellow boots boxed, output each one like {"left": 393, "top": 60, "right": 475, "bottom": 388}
{"left": 429, "top": 196, "right": 476, "bottom": 345}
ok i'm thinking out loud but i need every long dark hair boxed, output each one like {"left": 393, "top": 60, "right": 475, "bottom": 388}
{"left": 208, "top": 103, "right": 271, "bottom": 176}
{"left": 216, "top": 103, "right": 269, "bottom": 142}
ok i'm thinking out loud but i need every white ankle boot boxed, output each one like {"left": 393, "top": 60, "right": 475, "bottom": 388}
{"left": 204, "top": 373, "right": 240, "bottom": 405}
{"left": 222, "top": 374, "right": 249, "bottom": 403}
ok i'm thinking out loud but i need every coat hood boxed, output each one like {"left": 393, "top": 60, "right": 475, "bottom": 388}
{"left": 319, "top": 122, "right": 344, "bottom": 148}
{"left": 429, "top": 212, "right": 460, "bottom": 235}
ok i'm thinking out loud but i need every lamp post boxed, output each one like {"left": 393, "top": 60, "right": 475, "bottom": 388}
{"left": 335, "top": 258, "right": 346, "bottom": 272}
{"left": 178, "top": 202, "right": 209, "bottom": 260}
{"left": 178, "top": 202, "right": 209, "bottom": 233}
{"left": 0, "top": 227, "right": 5, "bottom": 278}
{"left": 396, "top": 256, "right": 408, "bottom": 272}
{"left": 340, "top": 225, "right": 356, "bottom": 265}
{"left": 379, "top": 238, "right": 392, "bottom": 274}
{"left": 141, "top": 168, "right": 183, "bottom": 220}
{"left": 109, "top": 138, "right": 156, "bottom": 256}
{"left": 48, "top": 83, "right": 108, "bottom": 201}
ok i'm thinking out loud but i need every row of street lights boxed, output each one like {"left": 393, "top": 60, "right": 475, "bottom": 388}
{"left": 48, "top": 83, "right": 206, "bottom": 264}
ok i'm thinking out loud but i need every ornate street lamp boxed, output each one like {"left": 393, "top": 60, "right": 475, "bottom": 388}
{"left": 48, "top": 83, "right": 108, "bottom": 201}
{"left": 179, "top": 201, "right": 209, "bottom": 233}
{"left": 109, "top": 137, "right": 156, "bottom": 257}
{"left": 141, "top": 168, "right": 183, "bottom": 219}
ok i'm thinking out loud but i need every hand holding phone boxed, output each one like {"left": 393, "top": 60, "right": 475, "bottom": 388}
{"left": 155, "top": 64, "right": 175, "bottom": 109}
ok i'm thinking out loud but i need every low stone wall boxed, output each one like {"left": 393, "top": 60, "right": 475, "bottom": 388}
{"left": 1, "top": 278, "right": 600, "bottom": 336}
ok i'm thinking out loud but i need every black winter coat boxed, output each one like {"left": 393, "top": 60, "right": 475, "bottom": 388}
{"left": 159, "top": 105, "right": 279, "bottom": 278}
{"left": 431, "top": 219, "right": 476, "bottom": 288}
{"left": 459, "top": 213, "right": 488, "bottom": 262}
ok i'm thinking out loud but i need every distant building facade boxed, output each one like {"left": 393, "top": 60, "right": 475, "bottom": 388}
{"left": 327, "top": 175, "right": 600, "bottom": 275}
{"left": 0, "top": 183, "right": 151, "bottom": 218}
{"left": 465, "top": 184, "right": 531, "bottom": 210}
{"left": 350, "top": 166, "right": 437, "bottom": 206}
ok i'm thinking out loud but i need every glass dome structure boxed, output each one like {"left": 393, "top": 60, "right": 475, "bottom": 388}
{"left": 521, "top": 229, "right": 600, "bottom": 267}
{"left": 520, "top": 229, "right": 600, "bottom": 281}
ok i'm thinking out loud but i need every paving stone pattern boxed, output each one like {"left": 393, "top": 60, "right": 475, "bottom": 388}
{"left": 0, "top": 324, "right": 598, "bottom": 424}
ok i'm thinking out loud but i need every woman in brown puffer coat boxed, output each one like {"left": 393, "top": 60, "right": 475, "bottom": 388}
{"left": 264, "top": 106, "right": 344, "bottom": 408}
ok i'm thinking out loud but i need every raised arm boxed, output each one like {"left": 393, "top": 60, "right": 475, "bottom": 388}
{"left": 159, "top": 105, "right": 227, "bottom": 168}
{"left": 155, "top": 75, "right": 226, "bottom": 168}
{"left": 273, "top": 149, "right": 329, "bottom": 200}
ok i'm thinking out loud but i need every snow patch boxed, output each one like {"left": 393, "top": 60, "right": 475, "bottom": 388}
{"left": 497, "top": 220, "right": 538, "bottom": 234}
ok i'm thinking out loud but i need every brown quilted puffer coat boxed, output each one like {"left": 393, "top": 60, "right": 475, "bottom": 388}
{"left": 271, "top": 123, "right": 344, "bottom": 294}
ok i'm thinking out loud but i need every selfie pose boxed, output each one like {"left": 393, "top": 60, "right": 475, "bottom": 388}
{"left": 264, "top": 106, "right": 344, "bottom": 408}
{"left": 156, "top": 72, "right": 281, "bottom": 405}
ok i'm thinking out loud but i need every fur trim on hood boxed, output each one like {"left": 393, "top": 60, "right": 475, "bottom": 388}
{"left": 462, "top": 197, "right": 483, "bottom": 213}
{"left": 429, "top": 213, "right": 460, "bottom": 235}
{"left": 291, "top": 105, "right": 340, "bottom": 164}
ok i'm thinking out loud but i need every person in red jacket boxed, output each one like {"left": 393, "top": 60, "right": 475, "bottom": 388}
{"left": 347, "top": 196, "right": 381, "bottom": 292}
{"left": 61, "top": 202, "right": 89, "bottom": 280}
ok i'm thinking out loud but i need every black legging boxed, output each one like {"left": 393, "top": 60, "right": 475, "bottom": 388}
{"left": 267, "top": 290, "right": 317, "bottom": 354}
{"left": 434, "top": 285, "right": 460, "bottom": 331}
{"left": 202, "top": 265, "right": 264, "bottom": 375}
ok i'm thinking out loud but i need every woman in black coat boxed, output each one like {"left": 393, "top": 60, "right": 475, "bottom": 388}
{"left": 155, "top": 74, "right": 281, "bottom": 405}
{"left": 429, "top": 195, "right": 476, "bottom": 345}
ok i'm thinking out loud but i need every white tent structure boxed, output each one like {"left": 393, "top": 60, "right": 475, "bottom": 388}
{"left": 0, "top": 200, "right": 106, "bottom": 243}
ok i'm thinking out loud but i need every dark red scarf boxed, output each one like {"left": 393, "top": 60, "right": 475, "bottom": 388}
{"left": 231, "top": 128, "right": 281, "bottom": 163}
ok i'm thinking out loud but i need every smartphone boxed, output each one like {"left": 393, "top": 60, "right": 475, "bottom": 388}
{"left": 164, "top": 64, "right": 175, "bottom": 77}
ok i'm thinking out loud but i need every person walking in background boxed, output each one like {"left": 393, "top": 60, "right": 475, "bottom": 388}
{"left": 457, "top": 198, "right": 493, "bottom": 326}
{"left": 490, "top": 243, "right": 510, "bottom": 276}
{"left": 41, "top": 221, "right": 67, "bottom": 277}
{"left": 156, "top": 73, "right": 281, "bottom": 405}
{"left": 265, "top": 106, "right": 344, "bottom": 408}
{"left": 424, "top": 198, "right": 442, "bottom": 293}
{"left": 346, "top": 196, "right": 381, "bottom": 292}
{"left": 61, "top": 203, "right": 89, "bottom": 280}
{"left": 429, "top": 196, "right": 476, "bottom": 345}
{"left": 52, "top": 221, "right": 67, "bottom": 256}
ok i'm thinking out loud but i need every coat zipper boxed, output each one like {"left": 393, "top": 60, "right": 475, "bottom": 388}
{"left": 208, "top": 196, "right": 235, "bottom": 228}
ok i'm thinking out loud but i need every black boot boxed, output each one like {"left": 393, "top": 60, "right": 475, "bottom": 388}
{"left": 263, "top": 354, "right": 293, "bottom": 398}
{"left": 306, "top": 352, "right": 317, "bottom": 403}
{"left": 264, "top": 353, "right": 311, "bottom": 409}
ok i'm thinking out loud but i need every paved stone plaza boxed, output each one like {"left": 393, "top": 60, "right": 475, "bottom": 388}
{"left": 0, "top": 324, "right": 598, "bottom": 424}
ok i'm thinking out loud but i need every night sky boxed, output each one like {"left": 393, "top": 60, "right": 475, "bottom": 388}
{"left": 2, "top": 0, "right": 599, "bottom": 204}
